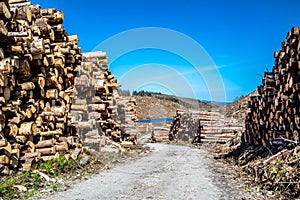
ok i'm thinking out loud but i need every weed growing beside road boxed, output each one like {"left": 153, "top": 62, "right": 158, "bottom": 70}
{"left": 0, "top": 154, "right": 79, "bottom": 200}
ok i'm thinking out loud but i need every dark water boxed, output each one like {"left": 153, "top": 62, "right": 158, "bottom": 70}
{"left": 138, "top": 118, "right": 173, "bottom": 123}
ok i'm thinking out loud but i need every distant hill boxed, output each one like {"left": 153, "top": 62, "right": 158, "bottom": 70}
{"left": 122, "top": 90, "right": 219, "bottom": 119}
{"left": 201, "top": 100, "right": 231, "bottom": 106}
{"left": 120, "top": 89, "right": 255, "bottom": 122}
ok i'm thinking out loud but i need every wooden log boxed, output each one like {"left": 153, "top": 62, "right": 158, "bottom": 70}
{"left": 20, "top": 82, "right": 35, "bottom": 90}
{"left": 39, "top": 129, "right": 63, "bottom": 136}
{"left": 7, "top": 31, "right": 28, "bottom": 37}
{"left": 34, "top": 139, "right": 54, "bottom": 148}
{"left": 31, "top": 37, "right": 44, "bottom": 55}
{"left": 12, "top": 148, "right": 20, "bottom": 158}
{"left": 19, "top": 121, "right": 37, "bottom": 135}
{"left": 8, "top": 123, "right": 18, "bottom": 137}
{"left": 25, "top": 141, "right": 35, "bottom": 153}
{"left": 0, "top": 155, "right": 10, "bottom": 165}
{"left": 77, "top": 120, "right": 95, "bottom": 129}
{"left": 0, "top": 143, "right": 11, "bottom": 158}
{"left": 0, "top": 74, "right": 8, "bottom": 87}
{"left": 71, "top": 104, "right": 86, "bottom": 111}
{"left": 10, "top": 155, "right": 18, "bottom": 168}
{"left": 6, "top": 45, "right": 24, "bottom": 54}
{"left": 21, "top": 157, "right": 36, "bottom": 171}
{"left": 21, "top": 151, "right": 41, "bottom": 159}
{"left": 10, "top": 4, "right": 32, "bottom": 22}
{"left": 90, "top": 103, "right": 106, "bottom": 111}
{"left": 8, "top": 0, "right": 30, "bottom": 4}
{"left": 55, "top": 142, "right": 68, "bottom": 151}
{"left": 45, "top": 75, "right": 58, "bottom": 87}
{"left": 35, "top": 147, "right": 56, "bottom": 155}
{"left": 70, "top": 148, "right": 81, "bottom": 160}
{"left": 15, "top": 135, "right": 27, "bottom": 143}
{"left": 0, "top": 2, "right": 11, "bottom": 19}
{"left": 0, "top": 58, "right": 12, "bottom": 74}
{"left": 3, "top": 86, "right": 10, "bottom": 101}
{"left": 0, "top": 20, "right": 7, "bottom": 36}
{"left": 0, "top": 139, "right": 7, "bottom": 148}
{"left": 45, "top": 89, "right": 58, "bottom": 99}
{"left": 15, "top": 59, "right": 30, "bottom": 78}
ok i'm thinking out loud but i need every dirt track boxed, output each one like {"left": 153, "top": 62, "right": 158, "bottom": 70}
{"left": 45, "top": 143, "right": 250, "bottom": 200}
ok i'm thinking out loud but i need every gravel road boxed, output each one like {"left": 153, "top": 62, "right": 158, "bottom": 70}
{"left": 45, "top": 143, "right": 250, "bottom": 200}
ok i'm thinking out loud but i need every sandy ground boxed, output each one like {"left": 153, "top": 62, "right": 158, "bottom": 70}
{"left": 43, "top": 143, "right": 251, "bottom": 200}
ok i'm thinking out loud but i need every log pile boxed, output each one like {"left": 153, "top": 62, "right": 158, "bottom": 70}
{"left": 200, "top": 111, "right": 243, "bottom": 143}
{"left": 70, "top": 51, "right": 105, "bottom": 149}
{"left": 151, "top": 122, "right": 172, "bottom": 143}
{"left": 244, "top": 27, "right": 300, "bottom": 147}
{"left": 118, "top": 97, "right": 139, "bottom": 142}
{"left": 71, "top": 52, "right": 138, "bottom": 150}
{"left": 0, "top": 0, "right": 82, "bottom": 174}
{"left": 168, "top": 110, "right": 201, "bottom": 143}
{"left": 167, "top": 110, "right": 243, "bottom": 144}
{"left": 71, "top": 51, "right": 124, "bottom": 149}
{"left": 86, "top": 52, "right": 123, "bottom": 143}
{"left": 136, "top": 123, "right": 153, "bottom": 134}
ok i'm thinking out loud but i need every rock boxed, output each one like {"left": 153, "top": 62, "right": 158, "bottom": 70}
{"left": 79, "top": 155, "right": 90, "bottom": 166}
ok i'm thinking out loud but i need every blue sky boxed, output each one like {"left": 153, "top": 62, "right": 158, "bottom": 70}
{"left": 32, "top": 0, "right": 300, "bottom": 102}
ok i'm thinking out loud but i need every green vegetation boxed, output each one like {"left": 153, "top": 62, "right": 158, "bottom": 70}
{"left": 0, "top": 154, "right": 78, "bottom": 200}
{"left": 38, "top": 154, "right": 76, "bottom": 177}
{"left": 0, "top": 178, "right": 17, "bottom": 199}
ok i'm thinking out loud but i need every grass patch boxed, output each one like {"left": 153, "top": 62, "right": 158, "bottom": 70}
{"left": 0, "top": 177, "right": 17, "bottom": 199}
{"left": 37, "top": 154, "right": 76, "bottom": 177}
{"left": 0, "top": 154, "right": 78, "bottom": 200}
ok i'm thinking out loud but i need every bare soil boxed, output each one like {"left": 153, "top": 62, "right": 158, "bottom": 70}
{"left": 40, "top": 143, "right": 253, "bottom": 200}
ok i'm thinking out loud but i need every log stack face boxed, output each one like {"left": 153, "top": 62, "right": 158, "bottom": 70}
{"left": 168, "top": 111, "right": 200, "bottom": 142}
{"left": 118, "top": 97, "right": 138, "bottom": 137}
{"left": 244, "top": 27, "right": 300, "bottom": 147}
{"left": 71, "top": 51, "right": 126, "bottom": 148}
{"left": 0, "top": 0, "right": 82, "bottom": 174}
{"left": 167, "top": 110, "right": 242, "bottom": 144}
{"left": 199, "top": 111, "right": 243, "bottom": 143}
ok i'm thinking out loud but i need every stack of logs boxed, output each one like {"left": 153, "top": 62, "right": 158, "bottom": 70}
{"left": 244, "top": 27, "right": 300, "bottom": 147}
{"left": 0, "top": 0, "right": 82, "bottom": 174}
{"left": 71, "top": 51, "right": 130, "bottom": 149}
{"left": 71, "top": 51, "right": 137, "bottom": 149}
{"left": 151, "top": 122, "right": 171, "bottom": 143}
{"left": 118, "top": 97, "right": 139, "bottom": 140}
{"left": 199, "top": 111, "right": 243, "bottom": 143}
{"left": 166, "top": 110, "right": 243, "bottom": 144}
{"left": 169, "top": 110, "right": 202, "bottom": 143}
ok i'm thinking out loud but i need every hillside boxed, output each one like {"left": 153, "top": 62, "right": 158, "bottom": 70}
{"left": 223, "top": 90, "right": 258, "bottom": 123}
{"left": 124, "top": 92, "right": 217, "bottom": 119}
{"left": 125, "top": 90, "right": 257, "bottom": 122}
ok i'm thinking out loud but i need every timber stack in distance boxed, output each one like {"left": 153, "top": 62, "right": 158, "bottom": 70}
{"left": 167, "top": 110, "right": 242, "bottom": 144}
{"left": 118, "top": 97, "right": 139, "bottom": 143}
{"left": 0, "top": 0, "right": 82, "bottom": 173}
{"left": 244, "top": 27, "right": 300, "bottom": 148}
